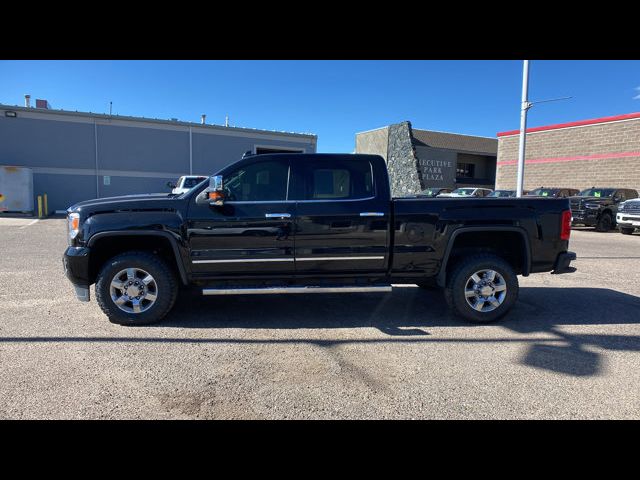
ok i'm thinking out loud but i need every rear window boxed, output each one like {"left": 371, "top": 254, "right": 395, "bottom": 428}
{"left": 296, "top": 159, "right": 374, "bottom": 201}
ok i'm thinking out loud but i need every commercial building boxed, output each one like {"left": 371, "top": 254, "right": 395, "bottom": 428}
{"left": 496, "top": 112, "right": 640, "bottom": 192}
{"left": 355, "top": 121, "right": 497, "bottom": 196}
{"left": 0, "top": 101, "right": 317, "bottom": 212}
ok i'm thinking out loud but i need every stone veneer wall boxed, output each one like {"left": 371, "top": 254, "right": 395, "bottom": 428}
{"left": 386, "top": 121, "right": 423, "bottom": 196}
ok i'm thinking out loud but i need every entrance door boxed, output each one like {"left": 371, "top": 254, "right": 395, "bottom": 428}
{"left": 187, "top": 157, "right": 295, "bottom": 277}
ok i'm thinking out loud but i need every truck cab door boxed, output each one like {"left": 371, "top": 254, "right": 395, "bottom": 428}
{"left": 289, "top": 156, "right": 390, "bottom": 275}
{"left": 186, "top": 157, "right": 295, "bottom": 277}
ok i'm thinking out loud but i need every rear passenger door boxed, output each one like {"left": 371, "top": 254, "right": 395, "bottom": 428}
{"left": 290, "top": 157, "right": 390, "bottom": 274}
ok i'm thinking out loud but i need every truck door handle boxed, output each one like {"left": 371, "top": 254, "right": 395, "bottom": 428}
{"left": 265, "top": 213, "right": 291, "bottom": 219}
{"left": 360, "top": 212, "right": 385, "bottom": 217}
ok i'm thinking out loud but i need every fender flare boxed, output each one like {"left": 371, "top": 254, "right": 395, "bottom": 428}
{"left": 87, "top": 230, "right": 189, "bottom": 285}
{"left": 436, "top": 226, "right": 532, "bottom": 287}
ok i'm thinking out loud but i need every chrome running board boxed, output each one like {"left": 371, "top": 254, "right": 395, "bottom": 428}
{"left": 202, "top": 285, "right": 392, "bottom": 296}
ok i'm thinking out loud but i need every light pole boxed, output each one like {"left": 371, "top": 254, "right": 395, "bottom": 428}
{"left": 514, "top": 60, "right": 572, "bottom": 197}
{"left": 516, "top": 60, "right": 531, "bottom": 198}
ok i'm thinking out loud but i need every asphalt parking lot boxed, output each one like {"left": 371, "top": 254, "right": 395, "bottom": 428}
{"left": 1, "top": 217, "right": 639, "bottom": 419}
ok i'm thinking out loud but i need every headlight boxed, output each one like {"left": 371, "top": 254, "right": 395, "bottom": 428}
{"left": 68, "top": 213, "right": 80, "bottom": 243}
{"left": 584, "top": 204, "right": 600, "bottom": 210}
{"left": 618, "top": 201, "right": 626, "bottom": 211}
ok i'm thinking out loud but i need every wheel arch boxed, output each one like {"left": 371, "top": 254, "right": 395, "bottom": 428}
{"left": 436, "top": 227, "right": 531, "bottom": 287}
{"left": 87, "top": 231, "right": 189, "bottom": 285}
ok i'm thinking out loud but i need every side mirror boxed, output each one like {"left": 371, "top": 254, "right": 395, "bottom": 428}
{"left": 195, "top": 175, "right": 225, "bottom": 206}
{"left": 167, "top": 181, "right": 176, "bottom": 189}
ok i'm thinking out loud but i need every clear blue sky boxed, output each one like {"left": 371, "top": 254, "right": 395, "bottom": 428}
{"left": 2, "top": 60, "right": 639, "bottom": 152}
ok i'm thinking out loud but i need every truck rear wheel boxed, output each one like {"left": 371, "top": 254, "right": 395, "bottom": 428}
{"left": 444, "top": 254, "right": 519, "bottom": 323}
{"left": 95, "top": 251, "right": 178, "bottom": 326}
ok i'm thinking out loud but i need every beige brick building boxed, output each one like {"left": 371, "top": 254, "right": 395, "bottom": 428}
{"left": 496, "top": 112, "right": 640, "bottom": 192}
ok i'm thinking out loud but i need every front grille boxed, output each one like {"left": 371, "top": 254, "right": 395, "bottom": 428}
{"left": 620, "top": 203, "right": 640, "bottom": 214}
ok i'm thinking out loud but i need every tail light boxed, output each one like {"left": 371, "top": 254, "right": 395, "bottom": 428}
{"left": 560, "top": 210, "right": 571, "bottom": 240}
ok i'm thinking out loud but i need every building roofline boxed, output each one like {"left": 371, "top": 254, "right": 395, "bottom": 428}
{"left": 0, "top": 103, "right": 317, "bottom": 140}
{"left": 497, "top": 111, "right": 640, "bottom": 137}
{"left": 412, "top": 127, "right": 497, "bottom": 140}
{"left": 354, "top": 125, "right": 391, "bottom": 135}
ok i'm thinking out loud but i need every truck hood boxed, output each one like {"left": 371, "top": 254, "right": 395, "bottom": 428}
{"left": 569, "top": 195, "right": 613, "bottom": 206}
{"left": 67, "top": 193, "right": 182, "bottom": 215}
{"left": 438, "top": 193, "right": 473, "bottom": 198}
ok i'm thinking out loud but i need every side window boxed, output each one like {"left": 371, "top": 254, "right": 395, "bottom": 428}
{"left": 629, "top": 190, "right": 639, "bottom": 199}
{"left": 298, "top": 160, "right": 375, "bottom": 201}
{"left": 223, "top": 160, "right": 289, "bottom": 202}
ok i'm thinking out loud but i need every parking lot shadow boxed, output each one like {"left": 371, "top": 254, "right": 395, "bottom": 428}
{"left": 161, "top": 285, "right": 640, "bottom": 377}
{"left": 165, "top": 285, "right": 640, "bottom": 331}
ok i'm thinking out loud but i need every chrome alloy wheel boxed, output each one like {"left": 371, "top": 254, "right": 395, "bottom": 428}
{"left": 464, "top": 269, "right": 507, "bottom": 313}
{"left": 109, "top": 268, "right": 158, "bottom": 314}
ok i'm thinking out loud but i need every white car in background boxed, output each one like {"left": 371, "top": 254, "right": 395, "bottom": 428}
{"left": 167, "top": 176, "right": 208, "bottom": 195}
{"left": 437, "top": 187, "right": 493, "bottom": 198}
{"left": 616, "top": 198, "right": 640, "bottom": 235}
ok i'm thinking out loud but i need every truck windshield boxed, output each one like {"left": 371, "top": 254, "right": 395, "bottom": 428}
{"left": 487, "top": 190, "right": 514, "bottom": 197}
{"left": 527, "top": 188, "right": 558, "bottom": 197}
{"left": 578, "top": 188, "right": 615, "bottom": 198}
{"left": 183, "top": 177, "right": 207, "bottom": 188}
{"left": 451, "top": 188, "right": 475, "bottom": 195}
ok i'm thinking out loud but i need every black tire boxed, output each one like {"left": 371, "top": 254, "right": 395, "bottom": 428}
{"left": 595, "top": 212, "right": 613, "bottom": 232}
{"left": 444, "top": 254, "right": 519, "bottom": 324}
{"left": 95, "top": 251, "right": 178, "bottom": 326}
{"left": 620, "top": 227, "right": 635, "bottom": 235}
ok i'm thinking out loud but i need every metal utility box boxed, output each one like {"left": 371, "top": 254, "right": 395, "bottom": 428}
{"left": 0, "top": 166, "right": 34, "bottom": 213}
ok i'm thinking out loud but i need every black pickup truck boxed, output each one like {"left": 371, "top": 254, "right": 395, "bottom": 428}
{"left": 63, "top": 153, "right": 576, "bottom": 326}
{"left": 569, "top": 187, "right": 639, "bottom": 231}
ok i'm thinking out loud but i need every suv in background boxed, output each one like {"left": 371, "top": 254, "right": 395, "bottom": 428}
{"left": 616, "top": 198, "right": 640, "bottom": 235}
{"left": 167, "top": 176, "right": 208, "bottom": 195}
{"left": 487, "top": 189, "right": 529, "bottom": 198}
{"left": 570, "top": 188, "right": 639, "bottom": 232}
{"left": 526, "top": 187, "right": 579, "bottom": 198}
{"left": 437, "top": 187, "right": 493, "bottom": 198}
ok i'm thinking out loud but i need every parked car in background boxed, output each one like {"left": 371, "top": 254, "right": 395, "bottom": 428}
{"left": 487, "top": 189, "right": 529, "bottom": 198}
{"left": 616, "top": 198, "right": 640, "bottom": 235}
{"left": 526, "top": 187, "right": 579, "bottom": 198}
{"left": 570, "top": 187, "right": 639, "bottom": 232}
{"left": 415, "top": 187, "right": 453, "bottom": 197}
{"left": 167, "top": 176, "right": 208, "bottom": 195}
{"left": 437, "top": 187, "right": 493, "bottom": 198}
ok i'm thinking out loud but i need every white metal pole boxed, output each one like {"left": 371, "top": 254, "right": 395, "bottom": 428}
{"left": 516, "top": 60, "right": 530, "bottom": 198}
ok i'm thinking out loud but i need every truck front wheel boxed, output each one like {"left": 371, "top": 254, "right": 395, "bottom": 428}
{"left": 95, "top": 251, "right": 178, "bottom": 326}
{"left": 595, "top": 212, "right": 613, "bottom": 232}
{"left": 444, "top": 254, "right": 519, "bottom": 323}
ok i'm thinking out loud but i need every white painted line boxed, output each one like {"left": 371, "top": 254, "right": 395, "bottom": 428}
{"left": 19, "top": 219, "right": 39, "bottom": 229}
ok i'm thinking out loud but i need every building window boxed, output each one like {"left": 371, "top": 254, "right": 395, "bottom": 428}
{"left": 456, "top": 162, "right": 475, "bottom": 178}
